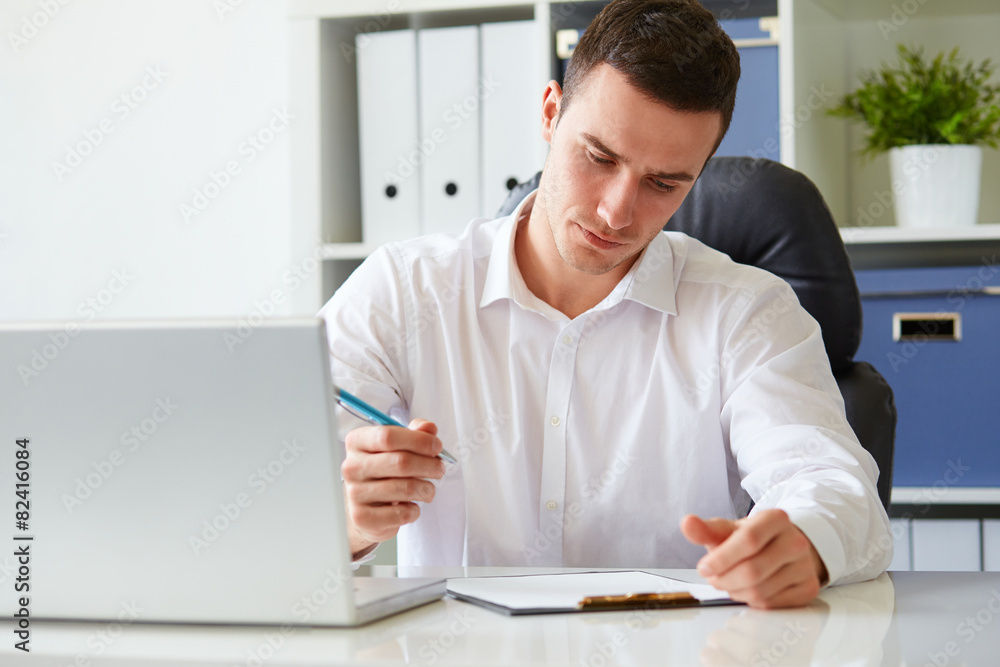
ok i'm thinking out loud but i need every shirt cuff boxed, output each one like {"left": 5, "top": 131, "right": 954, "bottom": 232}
{"left": 785, "top": 510, "right": 846, "bottom": 587}
{"left": 351, "top": 542, "right": 379, "bottom": 569}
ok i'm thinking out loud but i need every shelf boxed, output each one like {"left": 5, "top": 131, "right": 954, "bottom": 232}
{"left": 813, "top": 0, "right": 999, "bottom": 20}
{"left": 320, "top": 227, "right": 1000, "bottom": 263}
{"left": 320, "top": 243, "right": 377, "bottom": 260}
{"left": 893, "top": 487, "right": 1000, "bottom": 505}
{"left": 841, "top": 224, "right": 1000, "bottom": 245}
{"left": 290, "top": 0, "right": 535, "bottom": 20}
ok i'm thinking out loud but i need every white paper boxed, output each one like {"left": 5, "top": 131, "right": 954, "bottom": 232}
{"left": 446, "top": 571, "right": 730, "bottom": 611}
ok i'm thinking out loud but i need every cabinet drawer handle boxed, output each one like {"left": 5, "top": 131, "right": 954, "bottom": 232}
{"left": 892, "top": 312, "right": 961, "bottom": 342}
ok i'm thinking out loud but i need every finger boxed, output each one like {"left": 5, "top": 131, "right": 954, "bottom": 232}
{"left": 714, "top": 553, "right": 819, "bottom": 609}
{"left": 342, "top": 448, "right": 445, "bottom": 483}
{"left": 345, "top": 424, "right": 444, "bottom": 461}
{"left": 697, "top": 510, "right": 788, "bottom": 578}
{"left": 408, "top": 418, "right": 438, "bottom": 436}
{"left": 348, "top": 477, "right": 437, "bottom": 506}
{"left": 705, "top": 526, "right": 809, "bottom": 592}
{"left": 702, "top": 621, "right": 760, "bottom": 663}
{"left": 348, "top": 501, "right": 421, "bottom": 543}
{"left": 680, "top": 514, "right": 738, "bottom": 549}
{"left": 734, "top": 568, "right": 822, "bottom": 609}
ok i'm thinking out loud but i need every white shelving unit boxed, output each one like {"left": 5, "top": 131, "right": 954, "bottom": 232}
{"left": 288, "top": 0, "right": 1000, "bottom": 570}
{"left": 841, "top": 224, "right": 1000, "bottom": 245}
{"left": 288, "top": 0, "right": 1000, "bottom": 309}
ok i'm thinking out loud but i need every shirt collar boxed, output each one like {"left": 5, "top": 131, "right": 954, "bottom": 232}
{"left": 480, "top": 190, "right": 679, "bottom": 317}
{"left": 480, "top": 190, "right": 536, "bottom": 310}
{"left": 617, "top": 231, "right": 678, "bottom": 316}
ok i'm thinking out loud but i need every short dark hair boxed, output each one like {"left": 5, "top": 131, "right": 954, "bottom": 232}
{"left": 561, "top": 0, "right": 741, "bottom": 151}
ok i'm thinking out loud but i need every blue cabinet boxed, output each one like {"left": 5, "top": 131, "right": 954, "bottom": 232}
{"left": 714, "top": 18, "right": 779, "bottom": 162}
{"left": 855, "top": 266, "right": 1000, "bottom": 487}
{"left": 555, "top": 16, "right": 779, "bottom": 162}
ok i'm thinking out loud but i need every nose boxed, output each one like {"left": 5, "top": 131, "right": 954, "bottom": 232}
{"left": 595, "top": 173, "right": 638, "bottom": 230}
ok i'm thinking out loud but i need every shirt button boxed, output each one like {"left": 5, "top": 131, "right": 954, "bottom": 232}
{"left": 550, "top": 416, "right": 561, "bottom": 426}
{"left": 546, "top": 500, "right": 558, "bottom": 511}
{"left": 563, "top": 335, "right": 573, "bottom": 345}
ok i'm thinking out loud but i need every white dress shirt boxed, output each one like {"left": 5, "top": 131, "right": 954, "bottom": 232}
{"left": 319, "top": 192, "right": 892, "bottom": 586}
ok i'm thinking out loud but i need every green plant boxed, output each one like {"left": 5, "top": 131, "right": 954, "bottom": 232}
{"left": 828, "top": 44, "right": 1000, "bottom": 159}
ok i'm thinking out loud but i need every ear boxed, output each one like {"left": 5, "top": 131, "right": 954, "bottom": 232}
{"left": 540, "top": 80, "right": 563, "bottom": 144}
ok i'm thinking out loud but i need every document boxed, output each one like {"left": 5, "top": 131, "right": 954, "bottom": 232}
{"left": 446, "top": 570, "right": 737, "bottom": 615}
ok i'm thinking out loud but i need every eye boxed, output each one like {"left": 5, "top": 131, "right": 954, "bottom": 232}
{"left": 651, "top": 179, "right": 677, "bottom": 193}
{"left": 587, "top": 151, "right": 613, "bottom": 165}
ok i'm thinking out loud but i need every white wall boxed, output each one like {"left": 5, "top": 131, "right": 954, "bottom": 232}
{"left": 0, "top": 0, "right": 301, "bottom": 322}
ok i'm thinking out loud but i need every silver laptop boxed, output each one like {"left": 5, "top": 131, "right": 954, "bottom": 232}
{"left": 0, "top": 318, "right": 445, "bottom": 626}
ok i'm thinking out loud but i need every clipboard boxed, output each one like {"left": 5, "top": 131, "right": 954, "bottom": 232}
{"left": 446, "top": 571, "right": 743, "bottom": 616}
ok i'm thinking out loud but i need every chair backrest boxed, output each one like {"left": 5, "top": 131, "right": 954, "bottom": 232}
{"left": 496, "top": 159, "right": 895, "bottom": 510}
{"left": 668, "top": 158, "right": 862, "bottom": 372}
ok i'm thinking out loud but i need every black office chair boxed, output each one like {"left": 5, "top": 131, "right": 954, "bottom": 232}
{"left": 497, "top": 158, "right": 896, "bottom": 511}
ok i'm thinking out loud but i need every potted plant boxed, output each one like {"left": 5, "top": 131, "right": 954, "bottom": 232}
{"left": 829, "top": 44, "right": 1000, "bottom": 228}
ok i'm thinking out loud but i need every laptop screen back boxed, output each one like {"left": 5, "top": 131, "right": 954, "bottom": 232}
{"left": 0, "top": 319, "right": 357, "bottom": 625}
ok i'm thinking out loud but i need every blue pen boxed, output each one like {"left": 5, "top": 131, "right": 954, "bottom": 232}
{"left": 334, "top": 387, "right": 458, "bottom": 465}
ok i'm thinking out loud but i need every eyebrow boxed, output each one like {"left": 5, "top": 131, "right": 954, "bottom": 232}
{"left": 581, "top": 132, "right": 696, "bottom": 183}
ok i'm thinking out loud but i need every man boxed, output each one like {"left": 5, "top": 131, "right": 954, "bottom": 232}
{"left": 320, "top": 0, "right": 891, "bottom": 609}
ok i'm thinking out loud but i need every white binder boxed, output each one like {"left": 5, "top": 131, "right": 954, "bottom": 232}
{"left": 356, "top": 29, "right": 421, "bottom": 247}
{"left": 418, "top": 25, "right": 481, "bottom": 235}
{"left": 480, "top": 20, "right": 543, "bottom": 218}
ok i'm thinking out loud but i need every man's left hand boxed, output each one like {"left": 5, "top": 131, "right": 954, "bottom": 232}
{"left": 680, "top": 509, "right": 828, "bottom": 609}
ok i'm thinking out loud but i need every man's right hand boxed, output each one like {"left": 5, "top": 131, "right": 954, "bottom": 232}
{"left": 341, "top": 418, "right": 445, "bottom": 558}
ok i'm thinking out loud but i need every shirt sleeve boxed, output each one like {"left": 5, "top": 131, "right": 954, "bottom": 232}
{"left": 317, "top": 245, "right": 414, "bottom": 441}
{"left": 718, "top": 275, "right": 893, "bottom": 586}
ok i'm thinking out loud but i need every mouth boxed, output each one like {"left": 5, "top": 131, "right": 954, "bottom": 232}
{"left": 577, "top": 223, "right": 625, "bottom": 250}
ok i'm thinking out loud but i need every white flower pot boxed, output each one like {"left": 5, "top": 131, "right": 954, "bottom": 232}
{"left": 888, "top": 144, "right": 982, "bottom": 228}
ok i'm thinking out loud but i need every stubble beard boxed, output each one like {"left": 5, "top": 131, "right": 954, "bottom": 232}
{"left": 541, "top": 170, "right": 651, "bottom": 277}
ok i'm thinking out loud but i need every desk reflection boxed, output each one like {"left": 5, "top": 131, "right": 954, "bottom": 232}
{"left": 700, "top": 574, "right": 895, "bottom": 666}
{"left": 387, "top": 570, "right": 895, "bottom": 666}
{"left": 8, "top": 569, "right": 1000, "bottom": 666}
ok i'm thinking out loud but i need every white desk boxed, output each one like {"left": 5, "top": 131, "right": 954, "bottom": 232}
{"left": 3, "top": 567, "right": 999, "bottom": 665}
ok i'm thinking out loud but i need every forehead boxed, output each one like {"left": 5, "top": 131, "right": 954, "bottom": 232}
{"left": 560, "top": 63, "right": 721, "bottom": 170}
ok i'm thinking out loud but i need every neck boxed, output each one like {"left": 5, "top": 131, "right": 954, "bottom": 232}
{"left": 514, "top": 195, "right": 636, "bottom": 320}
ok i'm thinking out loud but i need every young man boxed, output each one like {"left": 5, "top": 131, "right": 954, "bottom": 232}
{"left": 321, "top": 0, "right": 891, "bottom": 609}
